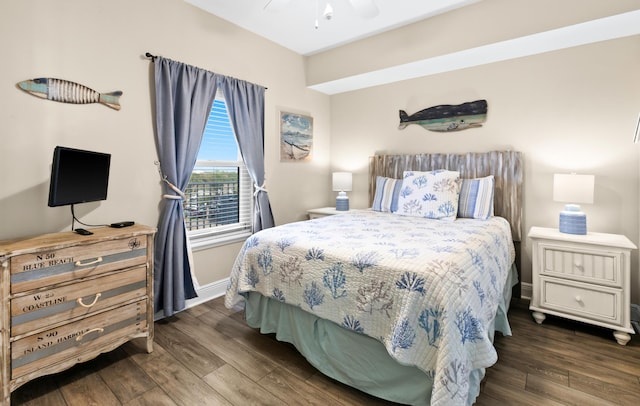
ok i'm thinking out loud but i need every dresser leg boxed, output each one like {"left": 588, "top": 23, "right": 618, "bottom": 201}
{"left": 613, "top": 331, "right": 631, "bottom": 346}
{"left": 531, "top": 311, "right": 546, "bottom": 324}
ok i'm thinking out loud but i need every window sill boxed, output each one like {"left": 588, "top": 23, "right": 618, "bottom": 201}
{"left": 189, "top": 230, "right": 252, "bottom": 251}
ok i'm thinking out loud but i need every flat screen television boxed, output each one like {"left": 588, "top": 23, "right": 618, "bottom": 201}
{"left": 47, "top": 146, "right": 111, "bottom": 207}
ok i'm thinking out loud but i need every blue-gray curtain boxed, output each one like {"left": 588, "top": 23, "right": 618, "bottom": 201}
{"left": 220, "top": 78, "right": 275, "bottom": 232}
{"left": 153, "top": 57, "right": 219, "bottom": 317}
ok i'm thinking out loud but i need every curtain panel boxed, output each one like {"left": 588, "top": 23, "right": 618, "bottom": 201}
{"left": 152, "top": 57, "right": 275, "bottom": 317}
{"left": 220, "top": 79, "right": 275, "bottom": 232}
{"left": 153, "top": 57, "right": 218, "bottom": 317}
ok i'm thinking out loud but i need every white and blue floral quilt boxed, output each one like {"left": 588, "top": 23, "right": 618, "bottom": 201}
{"left": 226, "top": 210, "right": 515, "bottom": 405}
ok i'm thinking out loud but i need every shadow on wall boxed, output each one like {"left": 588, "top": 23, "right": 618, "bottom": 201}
{"left": 0, "top": 181, "right": 100, "bottom": 240}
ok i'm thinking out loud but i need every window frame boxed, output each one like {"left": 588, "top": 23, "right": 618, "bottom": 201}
{"left": 185, "top": 92, "right": 253, "bottom": 251}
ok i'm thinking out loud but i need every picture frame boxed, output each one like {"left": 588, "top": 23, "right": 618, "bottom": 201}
{"left": 280, "top": 111, "right": 313, "bottom": 162}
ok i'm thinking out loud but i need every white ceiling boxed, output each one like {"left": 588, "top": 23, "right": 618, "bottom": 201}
{"left": 184, "top": 1, "right": 640, "bottom": 94}
{"left": 184, "top": 0, "right": 479, "bottom": 55}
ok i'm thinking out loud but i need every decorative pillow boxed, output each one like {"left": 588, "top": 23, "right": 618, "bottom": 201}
{"left": 372, "top": 176, "right": 402, "bottom": 212}
{"left": 396, "top": 170, "right": 461, "bottom": 220}
{"left": 457, "top": 176, "right": 495, "bottom": 220}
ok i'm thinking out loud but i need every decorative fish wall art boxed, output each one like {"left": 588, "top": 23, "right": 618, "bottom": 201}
{"left": 399, "top": 99, "right": 487, "bottom": 132}
{"left": 17, "top": 78, "right": 122, "bottom": 110}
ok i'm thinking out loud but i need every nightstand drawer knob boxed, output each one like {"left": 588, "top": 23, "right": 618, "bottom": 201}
{"left": 574, "top": 263, "right": 584, "bottom": 271}
{"left": 575, "top": 295, "right": 583, "bottom": 303}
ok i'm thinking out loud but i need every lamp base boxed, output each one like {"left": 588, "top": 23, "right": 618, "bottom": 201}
{"left": 336, "top": 192, "right": 349, "bottom": 211}
{"left": 559, "top": 204, "right": 587, "bottom": 235}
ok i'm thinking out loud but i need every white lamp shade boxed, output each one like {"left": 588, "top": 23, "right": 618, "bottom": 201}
{"left": 553, "top": 174, "right": 594, "bottom": 204}
{"left": 332, "top": 172, "right": 352, "bottom": 192}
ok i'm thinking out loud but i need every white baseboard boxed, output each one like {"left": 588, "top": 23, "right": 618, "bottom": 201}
{"left": 154, "top": 278, "right": 229, "bottom": 320}
{"left": 520, "top": 281, "right": 532, "bottom": 300}
{"left": 186, "top": 278, "right": 230, "bottom": 307}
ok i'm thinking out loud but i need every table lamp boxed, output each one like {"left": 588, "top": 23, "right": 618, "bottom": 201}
{"left": 332, "top": 172, "right": 352, "bottom": 211}
{"left": 553, "top": 173, "right": 594, "bottom": 235}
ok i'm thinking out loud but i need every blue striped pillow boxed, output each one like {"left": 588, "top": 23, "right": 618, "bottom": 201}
{"left": 457, "top": 176, "right": 495, "bottom": 219}
{"left": 372, "top": 176, "right": 402, "bottom": 212}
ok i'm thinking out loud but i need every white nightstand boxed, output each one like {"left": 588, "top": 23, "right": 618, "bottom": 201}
{"left": 307, "top": 207, "right": 345, "bottom": 219}
{"left": 528, "top": 226, "right": 637, "bottom": 345}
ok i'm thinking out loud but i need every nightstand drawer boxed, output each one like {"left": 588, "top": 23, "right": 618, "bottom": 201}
{"left": 540, "top": 277, "right": 622, "bottom": 324}
{"left": 307, "top": 207, "right": 341, "bottom": 219}
{"left": 538, "top": 242, "right": 622, "bottom": 287}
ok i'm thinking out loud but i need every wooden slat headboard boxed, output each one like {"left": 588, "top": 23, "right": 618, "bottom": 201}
{"left": 369, "top": 150, "right": 523, "bottom": 241}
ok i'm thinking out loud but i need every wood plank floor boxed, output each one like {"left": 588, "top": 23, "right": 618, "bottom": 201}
{"left": 11, "top": 297, "right": 640, "bottom": 405}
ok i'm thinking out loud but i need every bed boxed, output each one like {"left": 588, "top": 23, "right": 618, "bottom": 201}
{"left": 225, "top": 150, "right": 523, "bottom": 405}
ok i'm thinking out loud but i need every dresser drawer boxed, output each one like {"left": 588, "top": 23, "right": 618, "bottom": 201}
{"left": 539, "top": 276, "right": 622, "bottom": 325}
{"left": 9, "top": 235, "right": 148, "bottom": 294}
{"left": 10, "top": 266, "right": 147, "bottom": 337}
{"left": 538, "top": 242, "right": 622, "bottom": 287}
{"left": 11, "top": 299, "right": 147, "bottom": 379}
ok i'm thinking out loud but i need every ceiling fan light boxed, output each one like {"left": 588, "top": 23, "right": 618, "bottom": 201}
{"left": 323, "top": 3, "right": 333, "bottom": 20}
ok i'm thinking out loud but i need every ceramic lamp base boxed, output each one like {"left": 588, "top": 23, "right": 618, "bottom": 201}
{"left": 559, "top": 204, "right": 587, "bottom": 235}
{"left": 336, "top": 192, "right": 349, "bottom": 211}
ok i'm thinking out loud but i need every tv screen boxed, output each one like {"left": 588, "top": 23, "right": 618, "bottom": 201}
{"left": 47, "top": 146, "right": 111, "bottom": 207}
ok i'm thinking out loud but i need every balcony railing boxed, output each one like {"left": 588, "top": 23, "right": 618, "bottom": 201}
{"left": 184, "top": 181, "right": 239, "bottom": 231}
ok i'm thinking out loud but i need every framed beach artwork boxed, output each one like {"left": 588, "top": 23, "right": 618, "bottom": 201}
{"left": 280, "top": 111, "right": 313, "bottom": 162}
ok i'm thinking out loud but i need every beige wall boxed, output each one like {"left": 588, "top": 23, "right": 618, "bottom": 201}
{"left": 2, "top": 0, "right": 639, "bottom": 302}
{"left": 0, "top": 0, "right": 331, "bottom": 286}
{"left": 327, "top": 32, "right": 640, "bottom": 301}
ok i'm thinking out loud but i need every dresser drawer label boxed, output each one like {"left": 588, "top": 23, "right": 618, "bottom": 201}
{"left": 21, "top": 292, "right": 67, "bottom": 313}
{"left": 23, "top": 328, "right": 87, "bottom": 354}
{"left": 21, "top": 252, "right": 75, "bottom": 272}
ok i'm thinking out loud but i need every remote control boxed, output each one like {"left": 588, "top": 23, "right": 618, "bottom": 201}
{"left": 110, "top": 221, "right": 135, "bottom": 228}
{"left": 75, "top": 228, "right": 93, "bottom": 236}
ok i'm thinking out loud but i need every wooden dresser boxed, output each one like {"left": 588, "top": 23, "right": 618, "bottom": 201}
{"left": 0, "top": 225, "right": 155, "bottom": 404}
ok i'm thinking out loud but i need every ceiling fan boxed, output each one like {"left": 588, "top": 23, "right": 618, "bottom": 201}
{"left": 264, "top": 0, "right": 380, "bottom": 20}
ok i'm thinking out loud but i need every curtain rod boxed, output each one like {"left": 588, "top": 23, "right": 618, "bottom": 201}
{"left": 144, "top": 52, "right": 267, "bottom": 89}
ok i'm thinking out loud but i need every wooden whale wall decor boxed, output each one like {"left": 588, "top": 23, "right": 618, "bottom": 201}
{"left": 17, "top": 78, "right": 122, "bottom": 110}
{"left": 399, "top": 99, "right": 487, "bottom": 132}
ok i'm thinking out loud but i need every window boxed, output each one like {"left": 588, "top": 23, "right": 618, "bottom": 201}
{"left": 184, "top": 91, "right": 252, "bottom": 249}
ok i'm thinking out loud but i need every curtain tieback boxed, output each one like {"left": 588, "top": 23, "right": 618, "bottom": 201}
{"left": 162, "top": 178, "right": 186, "bottom": 200}
{"left": 155, "top": 161, "right": 186, "bottom": 200}
{"left": 254, "top": 182, "right": 268, "bottom": 197}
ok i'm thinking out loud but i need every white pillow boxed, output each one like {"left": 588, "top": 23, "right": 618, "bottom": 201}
{"left": 458, "top": 176, "right": 495, "bottom": 220}
{"left": 396, "top": 170, "right": 461, "bottom": 221}
{"left": 372, "top": 176, "right": 402, "bottom": 212}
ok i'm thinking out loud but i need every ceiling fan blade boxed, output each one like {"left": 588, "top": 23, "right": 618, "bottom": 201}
{"left": 263, "top": 0, "right": 293, "bottom": 11}
{"left": 349, "top": 0, "right": 379, "bottom": 19}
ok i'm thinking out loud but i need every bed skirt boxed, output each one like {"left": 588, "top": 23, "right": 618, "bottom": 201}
{"left": 243, "top": 264, "right": 518, "bottom": 405}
